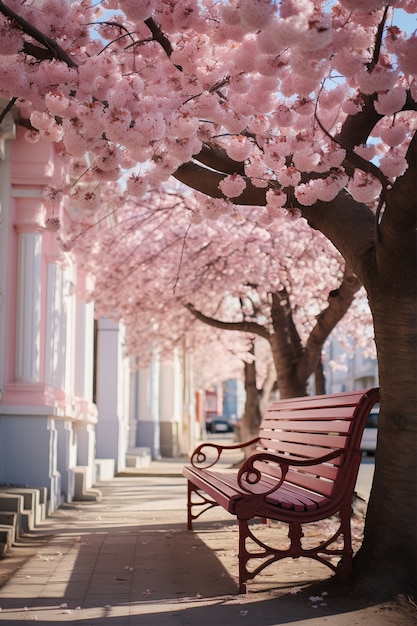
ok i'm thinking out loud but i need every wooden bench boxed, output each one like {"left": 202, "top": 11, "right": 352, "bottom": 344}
{"left": 183, "top": 387, "right": 379, "bottom": 593}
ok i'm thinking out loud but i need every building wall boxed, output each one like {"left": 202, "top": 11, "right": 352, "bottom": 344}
{"left": 0, "top": 127, "right": 98, "bottom": 510}
{"left": 321, "top": 336, "right": 378, "bottom": 394}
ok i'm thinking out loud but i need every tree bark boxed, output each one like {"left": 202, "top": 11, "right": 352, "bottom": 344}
{"left": 240, "top": 352, "right": 263, "bottom": 457}
{"left": 353, "top": 289, "right": 416, "bottom": 597}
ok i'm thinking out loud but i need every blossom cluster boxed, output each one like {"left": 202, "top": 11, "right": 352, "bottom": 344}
{"left": 69, "top": 186, "right": 373, "bottom": 368}
{"left": 0, "top": 0, "right": 416, "bottom": 221}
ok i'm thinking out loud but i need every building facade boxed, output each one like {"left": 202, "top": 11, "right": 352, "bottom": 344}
{"left": 0, "top": 117, "right": 198, "bottom": 513}
{"left": 0, "top": 123, "right": 99, "bottom": 511}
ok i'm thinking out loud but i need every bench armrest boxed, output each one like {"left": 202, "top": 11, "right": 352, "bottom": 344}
{"left": 190, "top": 438, "right": 260, "bottom": 469}
{"left": 237, "top": 449, "right": 346, "bottom": 495}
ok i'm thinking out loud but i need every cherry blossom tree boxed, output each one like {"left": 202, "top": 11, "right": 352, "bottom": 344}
{"left": 0, "top": 0, "right": 416, "bottom": 598}
{"left": 72, "top": 187, "right": 369, "bottom": 442}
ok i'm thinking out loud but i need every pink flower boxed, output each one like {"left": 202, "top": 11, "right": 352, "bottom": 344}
{"left": 218, "top": 174, "right": 247, "bottom": 198}
{"left": 266, "top": 188, "right": 287, "bottom": 209}
{"left": 374, "top": 86, "right": 407, "bottom": 116}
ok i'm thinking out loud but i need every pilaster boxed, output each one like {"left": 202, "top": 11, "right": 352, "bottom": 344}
{"left": 14, "top": 200, "right": 45, "bottom": 383}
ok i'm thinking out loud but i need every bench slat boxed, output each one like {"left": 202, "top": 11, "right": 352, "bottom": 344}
{"left": 258, "top": 433, "right": 350, "bottom": 452}
{"left": 262, "top": 419, "right": 353, "bottom": 433}
{"left": 253, "top": 458, "right": 341, "bottom": 482}
{"left": 263, "top": 407, "right": 358, "bottom": 421}
{"left": 267, "top": 390, "right": 372, "bottom": 410}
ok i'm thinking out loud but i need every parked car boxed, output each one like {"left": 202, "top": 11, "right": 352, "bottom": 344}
{"left": 360, "top": 404, "right": 379, "bottom": 454}
{"left": 205, "top": 416, "right": 234, "bottom": 433}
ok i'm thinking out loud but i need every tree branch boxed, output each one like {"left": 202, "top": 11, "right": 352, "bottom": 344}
{"left": 196, "top": 143, "right": 246, "bottom": 176}
{"left": 0, "top": 96, "right": 17, "bottom": 124}
{"left": 185, "top": 303, "right": 271, "bottom": 340}
{"left": 296, "top": 265, "right": 362, "bottom": 384}
{"left": 0, "top": 1, "right": 77, "bottom": 66}
{"left": 174, "top": 160, "right": 270, "bottom": 205}
{"left": 300, "top": 190, "right": 377, "bottom": 288}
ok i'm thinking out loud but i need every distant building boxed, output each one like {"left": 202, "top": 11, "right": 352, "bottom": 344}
{"left": 321, "top": 337, "right": 378, "bottom": 393}
{"left": 222, "top": 378, "right": 245, "bottom": 421}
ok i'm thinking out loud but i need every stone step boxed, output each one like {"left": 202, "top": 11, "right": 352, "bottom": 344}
{"left": 0, "top": 524, "right": 14, "bottom": 557}
{"left": 95, "top": 458, "right": 116, "bottom": 481}
{"left": 125, "top": 447, "right": 152, "bottom": 468}
{"left": 0, "top": 493, "right": 25, "bottom": 537}
{"left": 0, "top": 488, "right": 41, "bottom": 531}
{"left": 0, "top": 512, "right": 18, "bottom": 544}
{"left": 72, "top": 467, "right": 102, "bottom": 502}
{"left": 0, "top": 486, "right": 49, "bottom": 542}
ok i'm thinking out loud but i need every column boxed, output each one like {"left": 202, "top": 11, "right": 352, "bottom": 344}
{"left": 159, "top": 357, "right": 182, "bottom": 457}
{"left": 95, "top": 318, "right": 128, "bottom": 472}
{"left": 136, "top": 350, "right": 161, "bottom": 460}
{"left": 14, "top": 206, "right": 43, "bottom": 382}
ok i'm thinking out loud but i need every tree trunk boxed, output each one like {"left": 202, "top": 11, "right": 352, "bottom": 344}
{"left": 314, "top": 359, "right": 326, "bottom": 395}
{"left": 240, "top": 358, "right": 262, "bottom": 457}
{"left": 353, "top": 289, "right": 417, "bottom": 597}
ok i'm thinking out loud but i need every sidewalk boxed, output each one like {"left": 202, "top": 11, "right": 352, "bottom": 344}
{"left": 0, "top": 457, "right": 415, "bottom": 625}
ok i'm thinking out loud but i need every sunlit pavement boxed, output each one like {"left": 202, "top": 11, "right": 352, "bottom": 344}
{"left": 1, "top": 456, "right": 413, "bottom": 626}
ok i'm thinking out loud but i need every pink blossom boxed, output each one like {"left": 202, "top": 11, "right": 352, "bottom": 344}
{"left": 44, "top": 91, "right": 73, "bottom": 117}
{"left": 277, "top": 166, "right": 301, "bottom": 187}
{"left": 238, "top": 0, "right": 276, "bottom": 31}
{"left": 218, "top": 174, "right": 247, "bottom": 198}
{"left": 354, "top": 143, "right": 377, "bottom": 160}
{"left": 348, "top": 171, "right": 382, "bottom": 203}
{"left": 357, "top": 65, "right": 399, "bottom": 95}
{"left": 126, "top": 175, "right": 149, "bottom": 198}
{"left": 378, "top": 124, "right": 408, "bottom": 147}
{"left": 396, "top": 34, "right": 417, "bottom": 76}
{"left": 272, "top": 104, "right": 296, "bottom": 128}
{"left": 374, "top": 85, "right": 408, "bottom": 116}
{"left": 225, "top": 136, "right": 253, "bottom": 162}
{"left": 294, "top": 181, "right": 319, "bottom": 206}
{"left": 379, "top": 152, "right": 409, "bottom": 178}
{"left": 0, "top": 16, "right": 23, "bottom": 55}
{"left": 266, "top": 188, "right": 287, "bottom": 209}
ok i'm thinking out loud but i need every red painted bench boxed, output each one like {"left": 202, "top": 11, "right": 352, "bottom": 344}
{"left": 183, "top": 387, "right": 379, "bottom": 593}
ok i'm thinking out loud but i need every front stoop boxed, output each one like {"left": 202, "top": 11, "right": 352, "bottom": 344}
{"left": 0, "top": 513, "right": 18, "bottom": 544}
{"left": 72, "top": 467, "right": 102, "bottom": 502}
{"left": 0, "top": 486, "right": 48, "bottom": 560}
{"left": 0, "top": 525, "right": 14, "bottom": 557}
{"left": 95, "top": 458, "right": 116, "bottom": 482}
{"left": 125, "top": 447, "right": 152, "bottom": 469}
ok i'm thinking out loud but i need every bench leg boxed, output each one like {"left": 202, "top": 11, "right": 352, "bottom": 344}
{"left": 238, "top": 519, "right": 250, "bottom": 593}
{"left": 335, "top": 503, "right": 354, "bottom": 580}
{"left": 187, "top": 481, "right": 194, "bottom": 530}
{"left": 186, "top": 480, "right": 221, "bottom": 530}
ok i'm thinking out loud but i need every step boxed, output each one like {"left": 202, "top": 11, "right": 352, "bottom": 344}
{"left": 0, "top": 525, "right": 14, "bottom": 557}
{"left": 0, "top": 512, "right": 18, "bottom": 544}
{"left": 72, "top": 467, "right": 102, "bottom": 502}
{"left": 1, "top": 488, "right": 41, "bottom": 530}
{"left": 0, "top": 493, "right": 25, "bottom": 537}
{"left": 95, "top": 458, "right": 116, "bottom": 482}
{"left": 126, "top": 447, "right": 152, "bottom": 468}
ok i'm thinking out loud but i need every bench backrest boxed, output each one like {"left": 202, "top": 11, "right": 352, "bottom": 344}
{"left": 255, "top": 388, "right": 380, "bottom": 501}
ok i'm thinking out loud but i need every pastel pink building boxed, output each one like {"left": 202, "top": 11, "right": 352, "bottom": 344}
{"left": 0, "top": 115, "right": 201, "bottom": 514}
{"left": 0, "top": 119, "right": 106, "bottom": 511}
